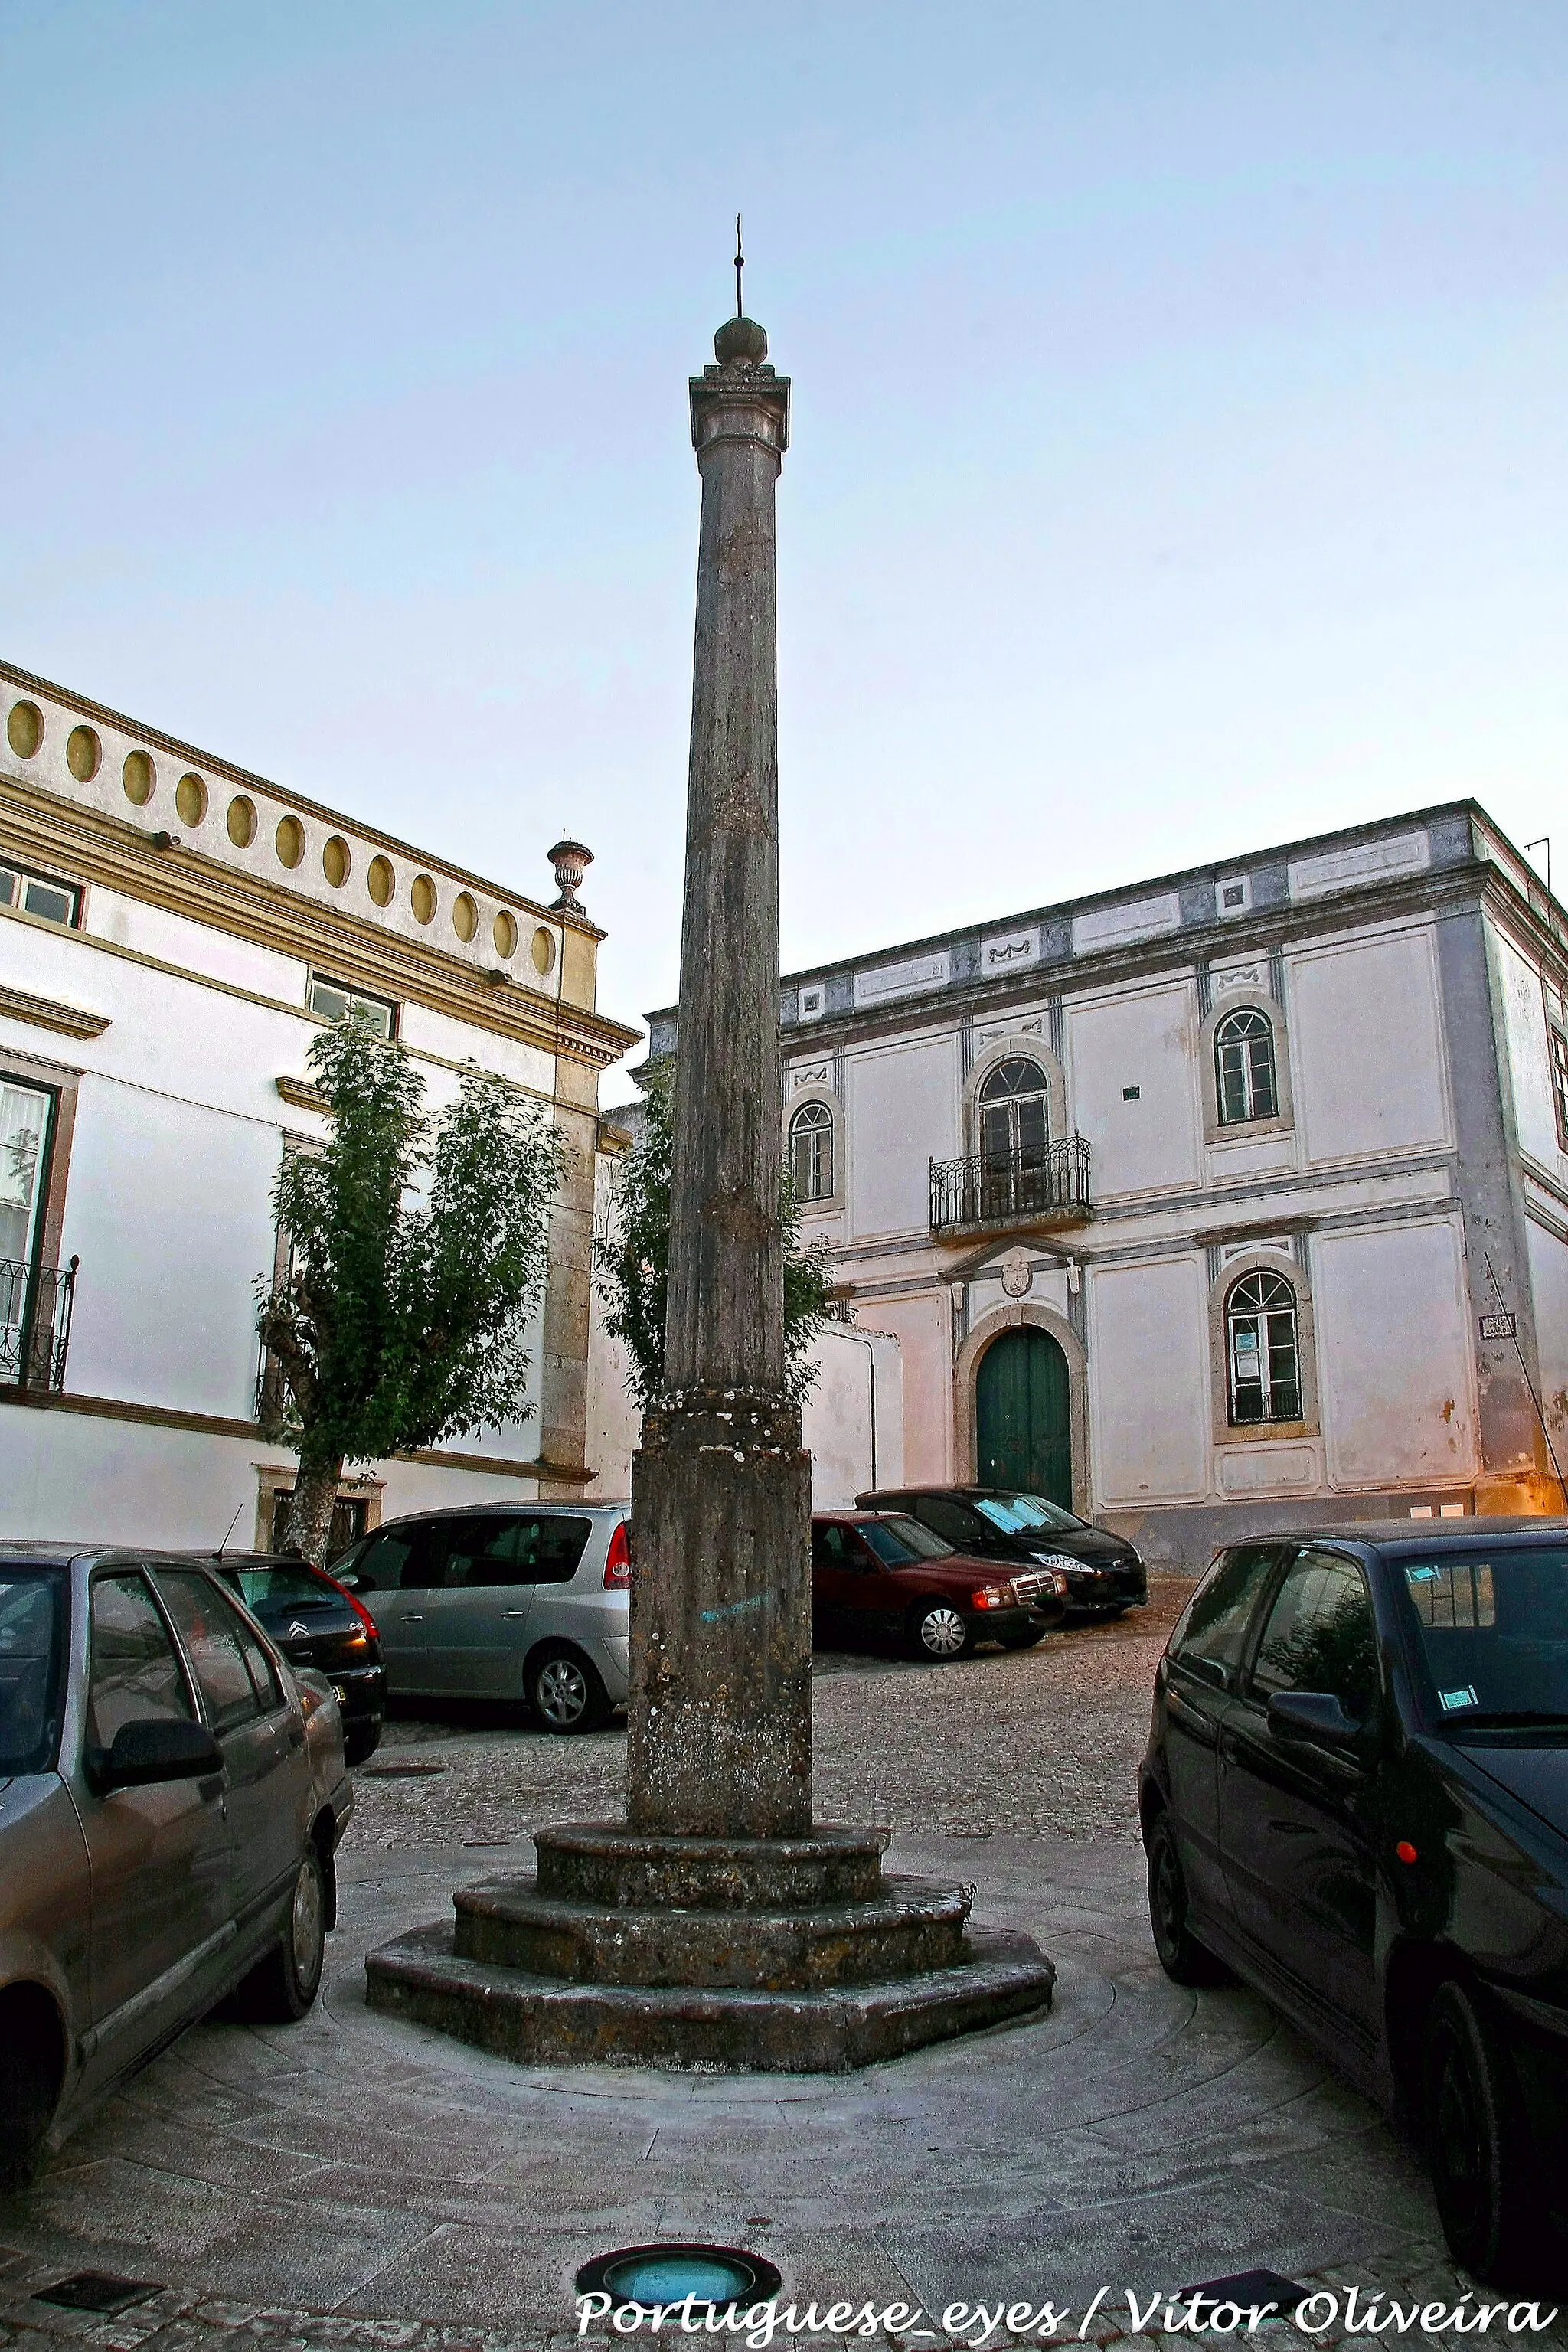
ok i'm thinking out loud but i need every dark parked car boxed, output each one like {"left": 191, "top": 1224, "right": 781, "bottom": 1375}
{"left": 812, "top": 1510, "right": 1066, "bottom": 1661}
{"left": 860, "top": 1486, "right": 1147, "bottom": 1618}
{"left": 1139, "top": 1518, "right": 1568, "bottom": 2285}
{"left": 0, "top": 1547, "right": 353, "bottom": 2190}
{"left": 209, "top": 1554, "right": 385, "bottom": 1766}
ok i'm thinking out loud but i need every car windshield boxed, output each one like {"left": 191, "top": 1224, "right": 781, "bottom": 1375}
{"left": 227, "top": 1565, "right": 335, "bottom": 1609}
{"left": 859, "top": 1516, "right": 955, "bottom": 1565}
{"left": 972, "top": 1493, "right": 1086, "bottom": 1536}
{"left": 1395, "top": 1547, "right": 1568, "bottom": 1729}
{"left": 0, "top": 1567, "right": 67, "bottom": 1776}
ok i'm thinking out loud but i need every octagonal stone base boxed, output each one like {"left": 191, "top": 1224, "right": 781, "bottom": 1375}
{"left": 364, "top": 1920, "right": 1056, "bottom": 2073}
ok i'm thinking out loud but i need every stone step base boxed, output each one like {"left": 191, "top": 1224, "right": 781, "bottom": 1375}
{"left": 452, "top": 1871, "right": 969, "bottom": 1989}
{"left": 533, "top": 1821, "right": 889, "bottom": 1910}
{"left": 365, "top": 1922, "right": 1056, "bottom": 2074}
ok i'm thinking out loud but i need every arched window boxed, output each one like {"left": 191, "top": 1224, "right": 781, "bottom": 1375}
{"left": 789, "top": 1099, "right": 834, "bottom": 1200}
{"left": 978, "top": 1057, "right": 1050, "bottom": 1168}
{"left": 1226, "top": 1269, "right": 1302, "bottom": 1424}
{"left": 1214, "top": 1007, "right": 1278, "bottom": 1125}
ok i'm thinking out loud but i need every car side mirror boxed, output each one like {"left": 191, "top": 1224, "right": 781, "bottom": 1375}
{"left": 1266, "top": 1690, "right": 1366, "bottom": 1754}
{"left": 95, "top": 1718, "right": 224, "bottom": 1790}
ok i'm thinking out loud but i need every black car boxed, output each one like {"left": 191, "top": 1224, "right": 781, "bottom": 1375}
{"left": 859, "top": 1486, "right": 1147, "bottom": 1618}
{"left": 208, "top": 1554, "right": 385, "bottom": 1766}
{"left": 1140, "top": 1518, "right": 1568, "bottom": 2285}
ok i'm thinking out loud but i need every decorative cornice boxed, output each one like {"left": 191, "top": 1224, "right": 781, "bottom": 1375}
{"left": 275, "top": 1075, "right": 329, "bottom": 1114}
{"left": 0, "top": 980, "right": 109, "bottom": 1040}
{"left": 0, "top": 772, "right": 639, "bottom": 1070}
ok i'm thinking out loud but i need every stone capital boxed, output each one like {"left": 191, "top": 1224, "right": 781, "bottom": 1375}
{"left": 689, "top": 364, "right": 791, "bottom": 460}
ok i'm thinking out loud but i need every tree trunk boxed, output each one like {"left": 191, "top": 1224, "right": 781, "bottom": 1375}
{"left": 279, "top": 1456, "right": 343, "bottom": 1566}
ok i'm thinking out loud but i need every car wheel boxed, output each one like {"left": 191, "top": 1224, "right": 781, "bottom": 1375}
{"left": 531, "top": 1647, "right": 611, "bottom": 1733}
{"left": 1146, "top": 1811, "right": 1227, "bottom": 1987}
{"left": 344, "top": 1720, "right": 383, "bottom": 1767}
{"left": 998, "top": 1626, "right": 1048, "bottom": 1650}
{"left": 909, "top": 1603, "right": 973, "bottom": 1662}
{"left": 1424, "top": 1980, "right": 1537, "bottom": 2283}
{"left": 242, "top": 1844, "right": 328, "bottom": 2022}
{"left": 0, "top": 2010, "right": 58, "bottom": 2192}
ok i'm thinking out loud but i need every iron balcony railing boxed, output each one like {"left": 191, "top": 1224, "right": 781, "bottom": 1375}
{"left": 929, "top": 1139, "right": 1092, "bottom": 1238}
{"left": 0, "top": 1256, "right": 78, "bottom": 1391}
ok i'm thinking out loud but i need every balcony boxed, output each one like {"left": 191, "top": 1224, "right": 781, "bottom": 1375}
{"left": 929, "top": 1140, "right": 1092, "bottom": 1241}
{"left": 1, "top": 1256, "right": 78, "bottom": 1392}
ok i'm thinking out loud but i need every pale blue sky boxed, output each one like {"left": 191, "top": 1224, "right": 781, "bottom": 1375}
{"left": 4, "top": 3, "right": 1563, "bottom": 1098}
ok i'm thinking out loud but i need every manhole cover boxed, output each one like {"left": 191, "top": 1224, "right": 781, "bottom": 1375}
{"left": 1181, "top": 2271, "right": 1307, "bottom": 2321}
{"left": 576, "top": 2243, "right": 781, "bottom": 2317}
{"left": 36, "top": 2275, "right": 160, "bottom": 2315}
{"left": 363, "top": 1761, "right": 449, "bottom": 1778}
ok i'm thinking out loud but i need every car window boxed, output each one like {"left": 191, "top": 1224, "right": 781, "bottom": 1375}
{"left": 812, "top": 1523, "right": 855, "bottom": 1569}
{"left": 155, "top": 1570, "right": 266, "bottom": 1734}
{"left": 1250, "top": 1549, "right": 1380, "bottom": 1721}
{"left": 512, "top": 1515, "right": 593, "bottom": 1586}
{"left": 442, "top": 1517, "right": 526, "bottom": 1588}
{"left": 0, "top": 1567, "right": 68, "bottom": 1775}
{"left": 861, "top": 1515, "right": 953, "bottom": 1564}
{"left": 355, "top": 1522, "right": 443, "bottom": 1591}
{"left": 87, "top": 1573, "right": 195, "bottom": 1751}
{"left": 1169, "top": 1546, "right": 1281, "bottom": 1691}
{"left": 913, "top": 1497, "right": 991, "bottom": 1547}
{"left": 230, "top": 1564, "right": 335, "bottom": 1610}
{"left": 1395, "top": 1544, "right": 1568, "bottom": 1725}
{"left": 978, "top": 1492, "right": 1086, "bottom": 1534}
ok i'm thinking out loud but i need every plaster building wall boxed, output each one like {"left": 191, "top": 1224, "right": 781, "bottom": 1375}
{"left": 651, "top": 800, "right": 1568, "bottom": 1571}
{"left": 0, "top": 658, "right": 639, "bottom": 1548}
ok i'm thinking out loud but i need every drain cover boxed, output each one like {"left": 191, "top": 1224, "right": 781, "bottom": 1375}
{"left": 36, "top": 2275, "right": 159, "bottom": 2315}
{"left": 577, "top": 2243, "right": 782, "bottom": 2314}
{"left": 1181, "top": 2271, "right": 1307, "bottom": 2320}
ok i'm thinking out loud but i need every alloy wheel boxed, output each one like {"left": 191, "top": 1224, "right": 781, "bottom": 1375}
{"left": 291, "top": 1854, "right": 325, "bottom": 1992}
{"left": 537, "top": 1655, "right": 590, "bottom": 1726}
{"left": 917, "top": 1606, "right": 968, "bottom": 1658}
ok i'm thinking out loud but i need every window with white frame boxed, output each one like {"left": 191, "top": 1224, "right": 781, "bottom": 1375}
{"left": 307, "top": 974, "right": 397, "bottom": 1039}
{"left": 0, "top": 860, "right": 80, "bottom": 929}
{"left": 789, "top": 1099, "right": 834, "bottom": 1201}
{"left": 978, "top": 1057, "right": 1050, "bottom": 1167}
{"left": 1552, "top": 1024, "right": 1568, "bottom": 1152}
{"left": 1226, "top": 1268, "right": 1302, "bottom": 1424}
{"left": 1214, "top": 1006, "right": 1279, "bottom": 1125}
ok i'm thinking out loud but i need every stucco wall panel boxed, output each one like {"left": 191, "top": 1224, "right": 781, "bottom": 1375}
{"left": 1292, "top": 926, "right": 1452, "bottom": 1165}
{"left": 1526, "top": 1219, "right": 1568, "bottom": 1471}
{"left": 1066, "top": 984, "right": 1202, "bottom": 1198}
{"left": 1315, "top": 1219, "right": 1477, "bottom": 1488}
{"left": 846, "top": 1035, "right": 960, "bottom": 1238}
{"left": 1493, "top": 925, "right": 1565, "bottom": 1174}
{"left": 1087, "top": 1254, "right": 1209, "bottom": 1504}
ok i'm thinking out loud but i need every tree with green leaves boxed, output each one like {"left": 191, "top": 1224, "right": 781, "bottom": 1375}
{"left": 257, "top": 1015, "right": 565, "bottom": 1564}
{"left": 595, "top": 1055, "right": 833, "bottom": 1409}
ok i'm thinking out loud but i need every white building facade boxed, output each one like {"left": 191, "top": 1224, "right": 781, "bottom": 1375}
{"left": 650, "top": 803, "right": 1568, "bottom": 1566}
{"left": 0, "top": 658, "right": 639, "bottom": 1550}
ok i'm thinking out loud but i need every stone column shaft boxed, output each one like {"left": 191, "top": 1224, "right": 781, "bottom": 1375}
{"left": 627, "top": 322, "right": 812, "bottom": 1839}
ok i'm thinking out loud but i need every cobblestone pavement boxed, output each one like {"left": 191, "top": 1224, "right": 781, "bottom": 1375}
{"left": 5, "top": 1579, "right": 1565, "bottom": 2350}
{"left": 347, "top": 1580, "right": 1192, "bottom": 1853}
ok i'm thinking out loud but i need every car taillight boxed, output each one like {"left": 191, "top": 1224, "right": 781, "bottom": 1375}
{"left": 324, "top": 1572, "right": 378, "bottom": 1643}
{"left": 972, "top": 1583, "right": 1014, "bottom": 1610}
{"left": 604, "top": 1521, "right": 632, "bottom": 1589}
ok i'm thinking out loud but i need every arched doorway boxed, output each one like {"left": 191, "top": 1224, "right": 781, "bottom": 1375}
{"left": 975, "top": 1325, "right": 1072, "bottom": 1505}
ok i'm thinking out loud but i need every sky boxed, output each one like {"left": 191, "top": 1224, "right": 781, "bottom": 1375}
{"left": 4, "top": 2, "right": 1564, "bottom": 1104}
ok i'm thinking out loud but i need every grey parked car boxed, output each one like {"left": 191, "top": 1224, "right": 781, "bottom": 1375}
{"left": 0, "top": 1546, "right": 354, "bottom": 2190}
{"left": 330, "top": 1502, "right": 631, "bottom": 1733}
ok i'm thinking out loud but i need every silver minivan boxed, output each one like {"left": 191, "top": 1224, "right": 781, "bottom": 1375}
{"left": 331, "top": 1503, "right": 630, "bottom": 1732}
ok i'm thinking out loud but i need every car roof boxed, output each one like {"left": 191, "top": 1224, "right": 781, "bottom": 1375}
{"left": 1241, "top": 1517, "right": 1568, "bottom": 1558}
{"left": 0, "top": 1543, "right": 237, "bottom": 1569}
{"left": 363, "top": 1500, "right": 628, "bottom": 1532}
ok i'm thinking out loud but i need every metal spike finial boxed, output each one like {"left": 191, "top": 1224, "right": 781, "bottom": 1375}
{"left": 734, "top": 214, "right": 743, "bottom": 317}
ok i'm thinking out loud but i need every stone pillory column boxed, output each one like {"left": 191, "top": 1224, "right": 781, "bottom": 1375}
{"left": 362, "top": 289, "right": 1057, "bottom": 2071}
{"left": 627, "top": 312, "right": 812, "bottom": 1839}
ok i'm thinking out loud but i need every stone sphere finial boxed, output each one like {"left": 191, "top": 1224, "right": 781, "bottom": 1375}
{"left": 714, "top": 315, "right": 768, "bottom": 366}
{"left": 548, "top": 836, "right": 593, "bottom": 913}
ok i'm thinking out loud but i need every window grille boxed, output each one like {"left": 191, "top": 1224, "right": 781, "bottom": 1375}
{"left": 789, "top": 1099, "right": 834, "bottom": 1200}
{"left": 1226, "top": 1267, "right": 1302, "bottom": 1424}
{"left": 978, "top": 1056, "right": 1050, "bottom": 1168}
{"left": 1214, "top": 1007, "right": 1279, "bottom": 1125}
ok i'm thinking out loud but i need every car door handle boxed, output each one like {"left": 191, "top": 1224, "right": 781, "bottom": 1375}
{"left": 1219, "top": 1729, "right": 1241, "bottom": 1763}
{"left": 502, "top": 1609, "right": 528, "bottom": 1619}
{"left": 400, "top": 1612, "right": 424, "bottom": 1623}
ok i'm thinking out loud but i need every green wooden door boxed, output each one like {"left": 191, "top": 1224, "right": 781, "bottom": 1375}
{"left": 975, "top": 1327, "right": 1072, "bottom": 1506}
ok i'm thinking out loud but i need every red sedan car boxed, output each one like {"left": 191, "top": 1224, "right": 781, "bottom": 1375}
{"left": 811, "top": 1511, "right": 1067, "bottom": 1662}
